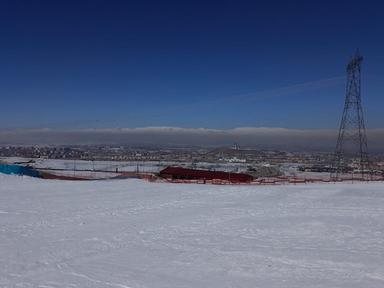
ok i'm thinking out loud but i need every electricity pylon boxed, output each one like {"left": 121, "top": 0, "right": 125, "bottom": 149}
{"left": 331, "top": 51, "right": 371, "bottom": 181}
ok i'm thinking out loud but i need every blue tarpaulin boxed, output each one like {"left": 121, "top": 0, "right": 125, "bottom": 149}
{"left": 0, "top": 164, "right": 40, "bottom": 178}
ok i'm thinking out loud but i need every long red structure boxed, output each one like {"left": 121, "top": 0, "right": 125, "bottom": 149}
{"left": 159, "top": 166, "right": 253, "bottom": 183}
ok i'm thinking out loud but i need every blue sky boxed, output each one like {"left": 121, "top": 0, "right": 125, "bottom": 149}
{"left": 0, "top": 0, "right": 383, "bottom": 129}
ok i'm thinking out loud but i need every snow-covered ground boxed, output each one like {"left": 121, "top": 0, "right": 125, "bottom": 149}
{"left": 1, "top": 157, "right": 254, "bottom": 174}
{"left": 1, "top": 175, "right": 384, "bottom": 287}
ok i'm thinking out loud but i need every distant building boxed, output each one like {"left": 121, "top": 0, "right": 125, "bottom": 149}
{"left": 232, "top": 143, "right": 240, "bottom": 150}
{"left": 226, "top": 157, "right": 246, "bottom": 163}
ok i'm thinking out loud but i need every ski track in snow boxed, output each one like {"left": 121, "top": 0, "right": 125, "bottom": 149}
{"left": 1, "top": 174, "right": 384, "bottom": 287}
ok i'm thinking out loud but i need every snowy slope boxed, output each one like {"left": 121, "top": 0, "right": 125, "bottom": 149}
{"left": 1, "top": 175, "right": 384, "bottom": 287}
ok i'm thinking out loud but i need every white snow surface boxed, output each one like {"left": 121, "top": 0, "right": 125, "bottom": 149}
{"left": 1, "top": 175, "right": 384, "bottom": 288}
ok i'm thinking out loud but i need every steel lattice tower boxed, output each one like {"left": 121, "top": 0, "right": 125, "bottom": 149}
{"left": 331, "top": 51, "right": 371, "bottom": 180}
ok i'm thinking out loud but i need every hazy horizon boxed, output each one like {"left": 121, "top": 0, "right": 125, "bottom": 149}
{"left": 1, "top": 126, "right": 384, "bottom": 152}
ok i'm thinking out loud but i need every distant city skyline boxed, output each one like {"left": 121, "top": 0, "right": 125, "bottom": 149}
{"left": 0, "top": 0, "right": 383, "bottom": 130}
{"left": 2, "top": 127, "right": 384, "bottom": 152}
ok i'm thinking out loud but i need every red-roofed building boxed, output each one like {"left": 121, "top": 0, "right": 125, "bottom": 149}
{"left": 159, "top": 166, "right": 253, "bottom": 183}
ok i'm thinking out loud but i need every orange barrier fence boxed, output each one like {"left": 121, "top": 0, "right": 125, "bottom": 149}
{"left": 155, "top": 176, "right": 384, "bottom": 185}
